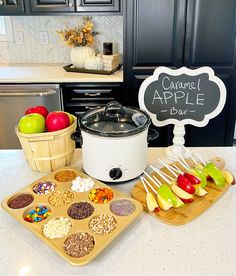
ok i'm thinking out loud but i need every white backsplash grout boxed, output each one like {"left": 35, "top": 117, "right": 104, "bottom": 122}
{"left": 0, "top": 16, "right": 123, "bottom": 64}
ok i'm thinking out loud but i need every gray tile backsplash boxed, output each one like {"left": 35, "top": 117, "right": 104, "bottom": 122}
{"left": 0, "top": 16, "right": 123, "bottom": 64}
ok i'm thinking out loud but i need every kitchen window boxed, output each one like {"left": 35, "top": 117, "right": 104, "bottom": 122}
{"left": 0, "top": 16, "right": 13, "bottom": 42}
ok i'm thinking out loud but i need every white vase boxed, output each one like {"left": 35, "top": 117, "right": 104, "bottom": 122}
{"left": 71, "top": 46, "right": 95, "bottom": 68}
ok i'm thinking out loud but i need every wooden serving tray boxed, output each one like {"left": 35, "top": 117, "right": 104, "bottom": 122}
{"left": 131, "top": 161, "right": 230, "bottom": 226}
{"left": 1, "top": 168, "right": 143, "bottom": 266}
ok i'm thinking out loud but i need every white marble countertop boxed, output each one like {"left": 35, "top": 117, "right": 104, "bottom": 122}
{"left": 0, "top": 147, "right": 236, "bottom": 276}
{"left": 0, "top": 64, "right": 123, "bottom": 83}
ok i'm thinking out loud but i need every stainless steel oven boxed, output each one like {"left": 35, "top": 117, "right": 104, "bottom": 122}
{"left": 0, "top": 84, "right": 62, "bottom": 149}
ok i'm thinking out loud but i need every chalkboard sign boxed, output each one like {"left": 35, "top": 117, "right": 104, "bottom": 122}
{"left": 139, "top": 66, "right": 227, "bottom": 160}
{"left": 139, "top": 66, "right": 226, "bottom": 127}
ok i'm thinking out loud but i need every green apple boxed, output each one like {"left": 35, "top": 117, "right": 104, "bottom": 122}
{"left": 194, "top": 185, "right": 208, "bottom": 196}
{"left": 157, "top": 194, "right": 173, "bottom": 210}
{"left": 18, "top": 113, "right": 45, "bottom": 134}
{"left": 158, "top": 184, "right": 184, "bottom": 208}
{"left": 204, "top": 163, "right": 225, "bottom": 187}
{"left": 188, "top": 168, "right": 207, "bottom": 188}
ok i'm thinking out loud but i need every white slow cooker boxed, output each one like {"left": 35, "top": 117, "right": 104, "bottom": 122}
{"left": 72, "top": 101, "right": 158, "bottom": 182}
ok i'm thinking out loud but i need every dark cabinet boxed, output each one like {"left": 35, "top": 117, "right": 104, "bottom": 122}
{"left": 77, "top": 0, "right": 121, "bottom": 13}
{"left": 30, "top": 0, "right": 75, "bottom": 13}
{"left": 123, "top": 0, "right": 236, "bottom": 146}
{"left": 0, "top": 0, "right": 25, "bottom": 15}
{"left": 62, "top": 83, "right": 123, "bottom": 118}
{"left": 62, "top": 82, "right": 123, "bottom": 148}
{"left": 184, "top": 0, "right": 236, "bottom": 146}
{"left": 124, "top": 0, "right": 186, "bottom": 146}
{"left": 0, "top": 0, "right": 121, "bottom": 14}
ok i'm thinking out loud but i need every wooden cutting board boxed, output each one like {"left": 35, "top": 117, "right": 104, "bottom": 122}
{"left": 131, "top": 161, "right": 231, "bottom": 225}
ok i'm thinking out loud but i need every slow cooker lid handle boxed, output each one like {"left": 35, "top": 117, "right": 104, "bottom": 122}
{"left": 104, "top": 101, "right": 125, "bottom": 118}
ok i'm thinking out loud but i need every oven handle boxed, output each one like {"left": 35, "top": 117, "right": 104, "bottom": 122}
{"left": 0, "top": 90, "right": 57, "bottom": 97}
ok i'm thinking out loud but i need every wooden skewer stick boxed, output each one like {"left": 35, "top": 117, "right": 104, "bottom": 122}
{"left": 169, "top": 164, "right": 183, "bottom": 174}
{"left": 143, "top": 171, "right": 160, "bottom": 188}
{"left": 192, "top": 150, "right": 206, "bottom": 166}
{"left": 190, "top": 154, "right": 199, "bottom": 166}
{"left": 140, "top": 176, "right": 158, "bottom": 195}
{"left": 151, "top": 167, "right": 172, "bottom": 185}
{"left": 140, "top": 176, "right": 149, "bottom": 194}
{"left": 153, "top": 175, "right": 162, "bottom": 186}
{"left": 158, "top": 159, "right": 178, "bottom": 178}
{"left": 179, "top": 156, "right": 190, "bottom": 169}
{"left": 150, "top": 165, "right": 174, "bottom": 181}
{"left": 176, "top": 157, "right": 189, "bottom": 171}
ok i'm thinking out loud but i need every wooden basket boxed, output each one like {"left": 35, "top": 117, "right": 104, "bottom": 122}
{"left": 15, "top": 115, "right": 77, "bottom": 173}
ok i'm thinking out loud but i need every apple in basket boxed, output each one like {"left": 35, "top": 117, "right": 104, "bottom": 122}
{"left": 18, "top": 113, "right": 45, "bottom": 134}
{"left": 62, "top": 111, "right": 74, "bottom": 125}
{"left": 46, "top": 111, "right": 70, "bottom": 132}
{"left": 25, "top": 105, "right": 49, "bottom": 119}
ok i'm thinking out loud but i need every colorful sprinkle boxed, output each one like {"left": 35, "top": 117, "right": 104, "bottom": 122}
{"left": 33, "top": 181, "right": 56, "bottom": 195}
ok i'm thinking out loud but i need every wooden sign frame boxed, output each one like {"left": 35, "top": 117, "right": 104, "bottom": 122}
{"left": 139, "top": 66, "right": 227, "bottom": 160}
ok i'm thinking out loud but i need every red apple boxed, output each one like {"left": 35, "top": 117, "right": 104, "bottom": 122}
{"left": 183, "top": 172, "right": 201, "bottom": 184}
{"left": 25, "top": 106, "right": 49, "bottom": 119}
{"left": 46, "top": 111, "right": 70, "bottom": 132}
{"left": 62, "top": 112, "right": 74, "bottom": 125}
{"left": 177, "top": 174, "right": 196, "bottom": 194}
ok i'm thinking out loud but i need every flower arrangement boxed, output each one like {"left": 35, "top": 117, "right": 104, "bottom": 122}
{"left": 57, "top": 17, "right": 99, "bottom": 48}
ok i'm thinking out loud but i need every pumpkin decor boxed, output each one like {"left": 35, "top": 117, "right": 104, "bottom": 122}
{"left": 71, "top": 46, "right": 95, "bottom": 68}
{"left": 85, "top": 55, "right": 104, "bottom": 70}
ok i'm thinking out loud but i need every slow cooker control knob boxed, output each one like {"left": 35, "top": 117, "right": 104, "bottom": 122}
{"left": 109, "top": 168, "right": 122, "bottom": 180}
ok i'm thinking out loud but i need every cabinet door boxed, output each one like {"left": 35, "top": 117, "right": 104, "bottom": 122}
{"left": 76, "top": 0, "right": 121, "bottom": 13}
{"left": 0, "top": 0, "right": 25, "bottom": 15}
{"left": 30, "top": 0, "right": 75, "bottom": 13}
{"left": 123, "top": 0, "right": 187, "bottom": 146}
{"left": 124, "top": 0, "right": 187, "bottom": 106}
{"left": 184, "top": 0, "right": 236, "bottom": 146}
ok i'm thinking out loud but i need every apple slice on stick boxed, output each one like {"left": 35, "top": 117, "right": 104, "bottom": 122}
{"left": 141, "top": 175, "right": 172, "bottom": 211}
{"left": 173, "top": 162, "right": 208, "bottom": 196}
{"left": 164, "top": 158, "right": 207, "bottom": 197}
{"left": 159, "top": 159, "right": 196, "bottom": 195}
{"left": 142, "top": 171, "right": 176, "bottom": 209}
{"left": 140, "top": 176, "right": 160, "bottom": 212}
{"left": 221, "top": 170, "right": 235, "bottom": 185}
{"left": 161, "top": 157, "right": 206, "bottom": 193}
{"left": 181, "top": 153, "right": 207, "bottom": 188}
{"left": 191, "top": 150, "right": 226, "bottom": 188}
{"left": 143, "top": 171, "right": 184, "bottom": 208}
{"left": 148, "top": 166, "right": 185, "bottom": 206}
{"left": 150, "top": 165, "right": 193, "bottom": 204}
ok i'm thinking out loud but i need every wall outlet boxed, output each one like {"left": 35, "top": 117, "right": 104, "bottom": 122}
{"left": 39, "top": 31, "right": 49, "bottom": 44}
{"left": 14, "top": 32, "right": 24, "bottom": 45}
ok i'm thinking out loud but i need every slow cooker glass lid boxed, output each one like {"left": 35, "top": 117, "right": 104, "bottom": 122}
{"left": 80, "top": 102, "right": 150, "bottom": 137}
